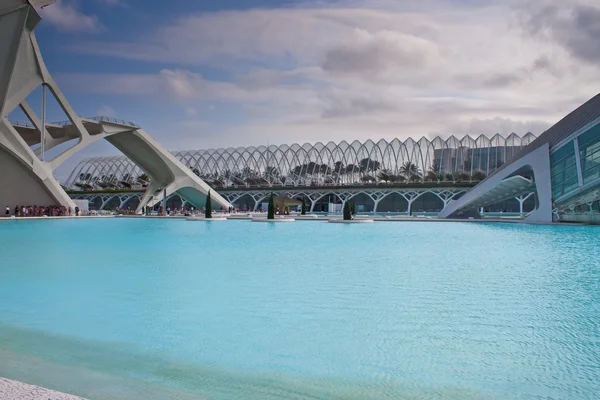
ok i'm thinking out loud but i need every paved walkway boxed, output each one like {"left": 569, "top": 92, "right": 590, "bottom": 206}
{"left": 0, "top": 377, "right": 86, "bottom": 400}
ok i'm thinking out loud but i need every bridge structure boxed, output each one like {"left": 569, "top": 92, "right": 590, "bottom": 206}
{"left": 0, "top": 0, "right": 231, "bottom": 212}
{"left": 70, "top": 184, "right": 538, "bottom": 216}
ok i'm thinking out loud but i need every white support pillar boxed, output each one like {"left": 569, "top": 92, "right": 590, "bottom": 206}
{"left": 515, "top": 192, "right": 534, "bottom": 217}
{"left": 586, "top": 201, "right": 594, "bottom": 212}
{"left": 400, "top": 191, "right": 421, "bottom": 216}
{"left": 41, "top": 84, "right": 46, "bottom": 162}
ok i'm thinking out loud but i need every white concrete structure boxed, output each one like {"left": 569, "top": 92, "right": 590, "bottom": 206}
{"left": 439, "top": 93, "right": 600, "bottom": 223}
{"left": 0, "top": 0, "right": 231, "bottom": 213}
{"left": 70, "top": 186, "right": 477, "bottom": 214}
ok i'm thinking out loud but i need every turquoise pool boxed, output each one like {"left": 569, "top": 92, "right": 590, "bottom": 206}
{"left": 0, "top": 219, "right": 598, "bottom": 399}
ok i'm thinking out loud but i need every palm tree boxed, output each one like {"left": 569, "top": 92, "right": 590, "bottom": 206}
{"left": 263, "top": 166, "right": 279, "bottom": 184}
{"left": 472, "top": 170, "right": 487, "bottom": 181}
{"left": 359, "top": 158, "right": 381, "bottom": 173}
{"left": 241, "top": 166, "right": 255, "bottom": 178}
{"left": 361, "top": 175, "right": 376, "bottom": 183}
{"left": 119, "top": 173, "right": 133, "bottom": 188}
{"left": 378, "top": 169, "right": 392, "bottom": 182}
{"left": 425, "top": 166, "right": 438, "bottom": 182}
{"left": 137, "top": 173, "right": 150, "bottom": 186}
{"left": 345, "top": 164, "right": 359, "bottom": 183}
{"left": 400, "top": 162, "right": 421, "bottom": 180}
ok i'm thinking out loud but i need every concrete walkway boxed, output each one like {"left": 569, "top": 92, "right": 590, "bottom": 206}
{"left": 0, "top": 377, "right": 86, "bottom": 400}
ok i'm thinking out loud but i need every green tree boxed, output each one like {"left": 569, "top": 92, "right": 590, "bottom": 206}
{"left": 205, "top": 190, "right": 212, "bottom": 218}
{"left": 267, "top": 193, "right": 275, "bottom": 219}
{"left": 350, "top": 201, "right": 356, "bottom": 215}
{"left": 301, "top": 198, "right": 306, "bottom": 215}
{"left": 472, "top": 170, "right": 487, "bottom": 181}
{"left": 400, "top": 161, "right": 421, "bottom": 180}
{"left": 343, "top": 201, "right": 352, "bottom": 220}
{"left": 137, "top": 173, "right": 150, "bottom": 186}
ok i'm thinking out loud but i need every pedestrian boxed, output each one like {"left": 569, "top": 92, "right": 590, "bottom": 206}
{"left": 5, "top": 206, "right": 9, "bottom": 217}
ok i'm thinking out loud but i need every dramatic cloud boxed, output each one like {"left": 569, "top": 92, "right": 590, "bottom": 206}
{"left": 518, "top": 0, "right": 600, "bottom": 64}
{"left": 59, "top": 0, "right": 600, "bottom": 150}
{"left": 322, "top": 29, "right": 441, "bottom": 77}
{"left": 41, "top": 0, "right": 102, "bottom": 33}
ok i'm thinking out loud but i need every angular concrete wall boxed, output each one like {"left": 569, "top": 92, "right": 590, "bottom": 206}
{"left": 0, "top": 1, "right": 231, "bottom": 213}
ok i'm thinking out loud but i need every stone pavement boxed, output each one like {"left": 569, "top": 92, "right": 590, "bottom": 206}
{"left": 0, "top": 377, "right": 86, "bottom": 400}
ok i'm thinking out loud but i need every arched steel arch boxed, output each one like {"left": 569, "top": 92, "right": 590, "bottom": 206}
{"left": 66, "top": 134, "right": 538, "bottom": 191}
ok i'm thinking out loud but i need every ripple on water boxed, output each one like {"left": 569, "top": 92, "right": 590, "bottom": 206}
{"left": 0, "top": 219, "right": 598, "bottom": 400}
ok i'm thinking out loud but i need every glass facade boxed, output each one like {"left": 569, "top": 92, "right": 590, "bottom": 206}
{"left": 551, "top": 122, "right": 600, "bottom": 201}
{"left": 577, "top": 124, "right": 600, "bottom": 185}
{"left": 550, "top": 141, "right": 578, "bottom": 199}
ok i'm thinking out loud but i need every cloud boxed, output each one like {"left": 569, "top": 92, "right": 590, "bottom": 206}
{"left": 96, "top": 105, "right": 116, "bottom": 117}
{"left": 449, "top": 117, "right": 551, "bottom": 136}
{"left": 41, "top": 0, "right": 102, "bottom": 33}
{"left": 518, "top": 0, "right": 600, "bottom": 64}
{"left": 184, "top": 107, "right": 198, "bottom": 117}
{"left": 58, "top": 0, "right": 600, "bottom": 150}
{"left": 322, "top": 29, "right": 441, "bottom": 77}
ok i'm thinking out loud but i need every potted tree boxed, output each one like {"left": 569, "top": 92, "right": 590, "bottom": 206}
{"left": 205, "top": 190, "right": 212, "bottom": 218}
{"left": 343, "top": 201, "right": 352, "bottom": 221}
{"left": 267, "top": 193, "right": 275, "bottom": 220}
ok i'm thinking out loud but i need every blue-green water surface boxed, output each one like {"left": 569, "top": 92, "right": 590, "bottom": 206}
{"left": 0, "top": 219, "right": 598, "bottom": 399}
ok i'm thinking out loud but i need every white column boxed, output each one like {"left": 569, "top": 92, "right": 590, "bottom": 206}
{"left": 407, "top": 199, "right": 414, "bottom": 216}
{"left": 41, "top": 84, "right": 46, "bottom": 162}
{"left": 373, "top": 199, "right": 380, "bottom": 213}
{"left": 516, "top": 196, "right": 524, "bottom": 216}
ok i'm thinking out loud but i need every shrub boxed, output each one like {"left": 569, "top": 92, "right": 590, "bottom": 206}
{"left": 343, "top": 201, "right": 352, "bottom": 220}
{"left": 267, "top": 193, "right": 275, "bottom": 219}
{"left": 205, "top": 190, "right": 212, "bottom": 218}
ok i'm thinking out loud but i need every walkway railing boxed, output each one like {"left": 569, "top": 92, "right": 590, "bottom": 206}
{"left": 51, "top": 116, "right": 139, "bottom": 128}
{"left": 10, "top": 117, "right": 139, "bottom": 128}
{"left": 8, "top": 120, "right": 33, "bottom": 128}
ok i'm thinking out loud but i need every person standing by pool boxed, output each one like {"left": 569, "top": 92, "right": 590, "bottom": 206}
{"left": 5, "top": 206, "right": 9, "bottom": 217}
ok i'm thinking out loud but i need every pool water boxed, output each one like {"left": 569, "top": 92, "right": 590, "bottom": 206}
{"left": 0, "top": 219, "right": 598, "bottom": 399}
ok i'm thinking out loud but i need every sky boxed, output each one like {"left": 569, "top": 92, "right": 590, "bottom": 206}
{"left": 11, "top": 0, "right": 600, "bottom": 179}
